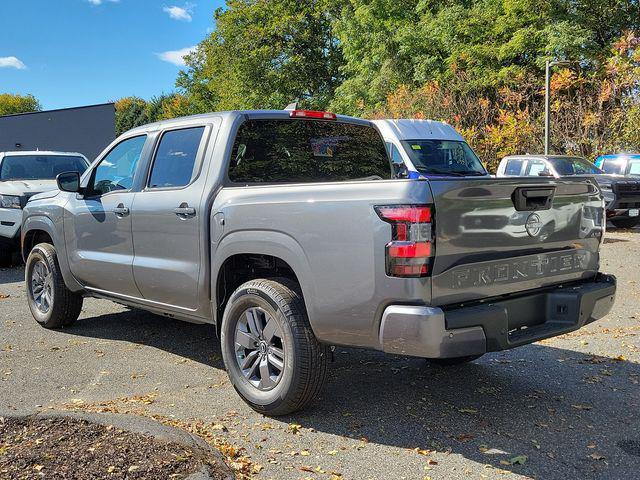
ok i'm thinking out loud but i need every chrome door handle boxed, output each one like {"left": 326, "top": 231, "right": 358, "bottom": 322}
{"left": 174, "top": 204, "right": 196, "bottom": 217}
{"left": 113, "top": 204, "right": 130, "bottom": 217}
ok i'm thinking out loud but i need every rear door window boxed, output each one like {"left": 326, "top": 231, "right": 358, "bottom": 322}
{"left": 228, "top": 120, "right": 391, "bottom": 183}
{"left": 148, "top": 126, "right": 205, "bottom": 189}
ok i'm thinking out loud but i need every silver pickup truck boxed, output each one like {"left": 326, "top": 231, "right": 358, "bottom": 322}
{"left": 21, "top": 110, "right": 616, "bottom": 415}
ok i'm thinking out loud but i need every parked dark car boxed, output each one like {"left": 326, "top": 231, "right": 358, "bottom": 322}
{"left": 497, "top": 155, "right": 640, "bottom": 229}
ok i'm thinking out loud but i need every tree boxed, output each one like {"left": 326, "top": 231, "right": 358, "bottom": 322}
{"left": 0, "top": 93, "right": 41, "bottom": 116}
{"left": 177, "top": 0, "right": 345, "bottom": 112}
{"left": 114, "top": 93, "right": 195, "bottom": 135}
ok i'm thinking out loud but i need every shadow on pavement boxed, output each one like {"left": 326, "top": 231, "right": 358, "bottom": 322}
{"left": 0, "top": 266, "right": 24, "bottom": 285}
{"left": 70, "top": 310, "right": 224, "bottom": 369}
{"left": 67, "top": 309, "right": 639, "bottom": 479}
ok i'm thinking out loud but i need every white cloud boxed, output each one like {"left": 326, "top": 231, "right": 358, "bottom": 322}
{"left": 0, "top": 56, "right": 27, "bottom": 69}
{"left": 163, "top": 4, "right": 194, "bottom": 22}
{"left": 156, "top": 46, "right": 197, "bottom": 66}
{"left": 86, "top": 0, "right": 120, "bottom": 5}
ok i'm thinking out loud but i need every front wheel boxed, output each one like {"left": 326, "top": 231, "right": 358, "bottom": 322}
{"left": 26, "top": 243, "right": 83, "bottom": 329}
{"left": 610, "top": 217, "right": 640, "bottom": 229}
{"left": 220, "top": 278, "right": 328, "bottom": 416}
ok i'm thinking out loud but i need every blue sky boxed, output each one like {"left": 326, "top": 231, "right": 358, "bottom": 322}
{"left": 0, "top": 0, "right": 224, "bottom": 110}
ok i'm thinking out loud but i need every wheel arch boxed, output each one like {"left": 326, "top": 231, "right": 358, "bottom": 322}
{"left": 212, "top": 230, "right": 316, "bottom": 330}
{"left": 22, "top": 216, "right": 84, "bottom": 292}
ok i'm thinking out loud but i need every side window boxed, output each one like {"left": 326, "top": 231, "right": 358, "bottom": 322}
{"left": 504, "top": 159, "right": 523, "bottom": 176}
{"left": 90, "top": 136, "right": 146, "bottom": 196}
{"left": 525, "top": 160, "right": 548, "bottom": 176}
{"left": 148, "top": 126, "right": 205, "bottom": 189}
{"left": 386, "top": 143, "right": 404, "bottom": 165}
{"left": 601, "top": 159, "right": 625, "bottom": 175}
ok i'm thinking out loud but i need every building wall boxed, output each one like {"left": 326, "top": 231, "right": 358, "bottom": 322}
{"left": 0, "top": 103, "right": 115, "bottom": 162}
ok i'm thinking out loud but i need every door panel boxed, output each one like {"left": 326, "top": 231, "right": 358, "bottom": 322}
{"left": 131, "top": 125, "right": 211, "bottom": 310}
{"left": 64, "top": 135, "right": 147, "bottom": 297}
{"left": 65, "top": 192, "right": 140, "bottom": 296}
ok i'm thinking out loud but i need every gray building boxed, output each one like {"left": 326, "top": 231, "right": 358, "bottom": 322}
{"left": 0, "top": 103, "right": 115, "bottom": 162}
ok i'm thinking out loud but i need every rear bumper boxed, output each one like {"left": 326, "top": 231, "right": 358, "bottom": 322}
{"left": 379, "top": 273, "right": 616, "bottom": 358}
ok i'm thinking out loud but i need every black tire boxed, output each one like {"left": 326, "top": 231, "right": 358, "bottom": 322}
{"left": 0, "top": 246, "right": 12, "bottom": 267}
{"left": 25, "top": 243, "right": 83, "bottom": 329}
{"left": 220, "top": 278, "right": 328, "bottom": 416}
{"left": 426, "top": 354, "right": 483, "bottom": 367}
{"left": 610, "top": 217, "right": 640, "bottom": 229}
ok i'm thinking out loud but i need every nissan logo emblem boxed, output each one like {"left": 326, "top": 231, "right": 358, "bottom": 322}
{"left": 525, "top": 213, "right": 543, "bottom": 237}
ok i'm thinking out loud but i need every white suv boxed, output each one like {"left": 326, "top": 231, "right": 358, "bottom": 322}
{"left": 0, "top": 151, "right": 88, "bottom": 265}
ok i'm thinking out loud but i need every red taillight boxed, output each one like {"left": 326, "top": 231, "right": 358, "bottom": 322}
{"left": 289, "top": 110, "right": 337, "bottom": 120}
{"left": 375, "top": 205, "right": 434, "bottom": 278}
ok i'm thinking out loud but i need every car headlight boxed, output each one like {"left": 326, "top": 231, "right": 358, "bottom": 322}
{"left": 0, "top": 194, "right": 22, "bottom": 209}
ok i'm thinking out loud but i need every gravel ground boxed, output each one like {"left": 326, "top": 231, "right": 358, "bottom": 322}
{"left": 1, "top": 226, "right": 639, "bottom": 480}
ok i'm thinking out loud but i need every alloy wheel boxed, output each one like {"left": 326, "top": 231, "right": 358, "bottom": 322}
{"left": 234, "top": 307, "right": 286, "bottom": 391}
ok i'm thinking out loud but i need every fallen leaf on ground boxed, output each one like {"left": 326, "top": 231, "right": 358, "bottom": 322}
{"left": 501, "top": 455, "right": 527, "bottom": 465}
{"left": 458, "top": 408, "right": 478, "bottom": 414}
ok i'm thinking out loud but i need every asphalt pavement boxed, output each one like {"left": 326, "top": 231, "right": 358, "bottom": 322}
{"left": 1, "top": 227, "right": 639, "bottom": 480}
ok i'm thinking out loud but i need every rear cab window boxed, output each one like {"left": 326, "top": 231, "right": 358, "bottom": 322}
{"left": 228, "top": 119, "right": 391, "bottom": 183}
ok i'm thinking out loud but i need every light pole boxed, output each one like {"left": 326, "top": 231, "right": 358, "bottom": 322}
{"left": 544, "top": 60, "right": 571, "bottom": 155}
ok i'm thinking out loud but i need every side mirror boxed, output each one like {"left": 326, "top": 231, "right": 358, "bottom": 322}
{"left": 538, "top": 169, "right": 554, "bottom": 177}
{"left": 57, "top": 171, "right": 81, "bottom": 193}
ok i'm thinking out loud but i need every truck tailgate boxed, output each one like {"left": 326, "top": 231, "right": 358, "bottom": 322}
{"left": 428, "top": 177, "right": 604, "bottom": 305}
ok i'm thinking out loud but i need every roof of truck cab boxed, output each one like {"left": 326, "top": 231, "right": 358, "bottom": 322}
{"left": 372, "top": 119, "right": 465, "bottom": 142}
{"left": 125, "top": 110, "right": 373, "bottom": 135}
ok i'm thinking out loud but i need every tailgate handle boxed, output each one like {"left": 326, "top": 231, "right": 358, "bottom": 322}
{"left": 512, "top": 187, "right": 555, "bottom": 211}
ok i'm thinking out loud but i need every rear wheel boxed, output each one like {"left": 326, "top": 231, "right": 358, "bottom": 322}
{"left": 426, "top": 354, "right": 483, "bottom": 367}
{"left": 220, "top": 278, "right": 328, "bottom": 416}
{"left": 26, "top": 243, "right": 83, "bottom": 329}
{"left": 610, "top": 217, "right": 640, "bottom": 229}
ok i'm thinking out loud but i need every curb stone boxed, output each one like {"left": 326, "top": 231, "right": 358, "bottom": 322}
{"left": 0, "top": 410, "right": 234, "bottom": 480}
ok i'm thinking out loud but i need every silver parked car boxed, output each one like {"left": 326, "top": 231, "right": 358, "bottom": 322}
{"left": 22, "top": 110, "right": 615, "bottom": 415}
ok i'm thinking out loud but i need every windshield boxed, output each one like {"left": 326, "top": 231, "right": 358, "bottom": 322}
{"left": 400, "top": 140, "right": 487, "bottom": 175}
{"left": 0, "top": 155, "right": 88, "bottom": 181}
{"left": 630, "top": 161, "right": 640, "bottom": 175}
{"left": 548, "top": 157, "right": 603, "bottom": 175}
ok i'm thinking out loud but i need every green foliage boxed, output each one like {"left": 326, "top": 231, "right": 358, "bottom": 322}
{"left": 114, "top": 93, "right": 194, "bottom": 135}
{"left": 0, "top": 93, "right": 41, "bottom": 116}
{"left": 177, "top": 0, "right": 345, "bottom": 112}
